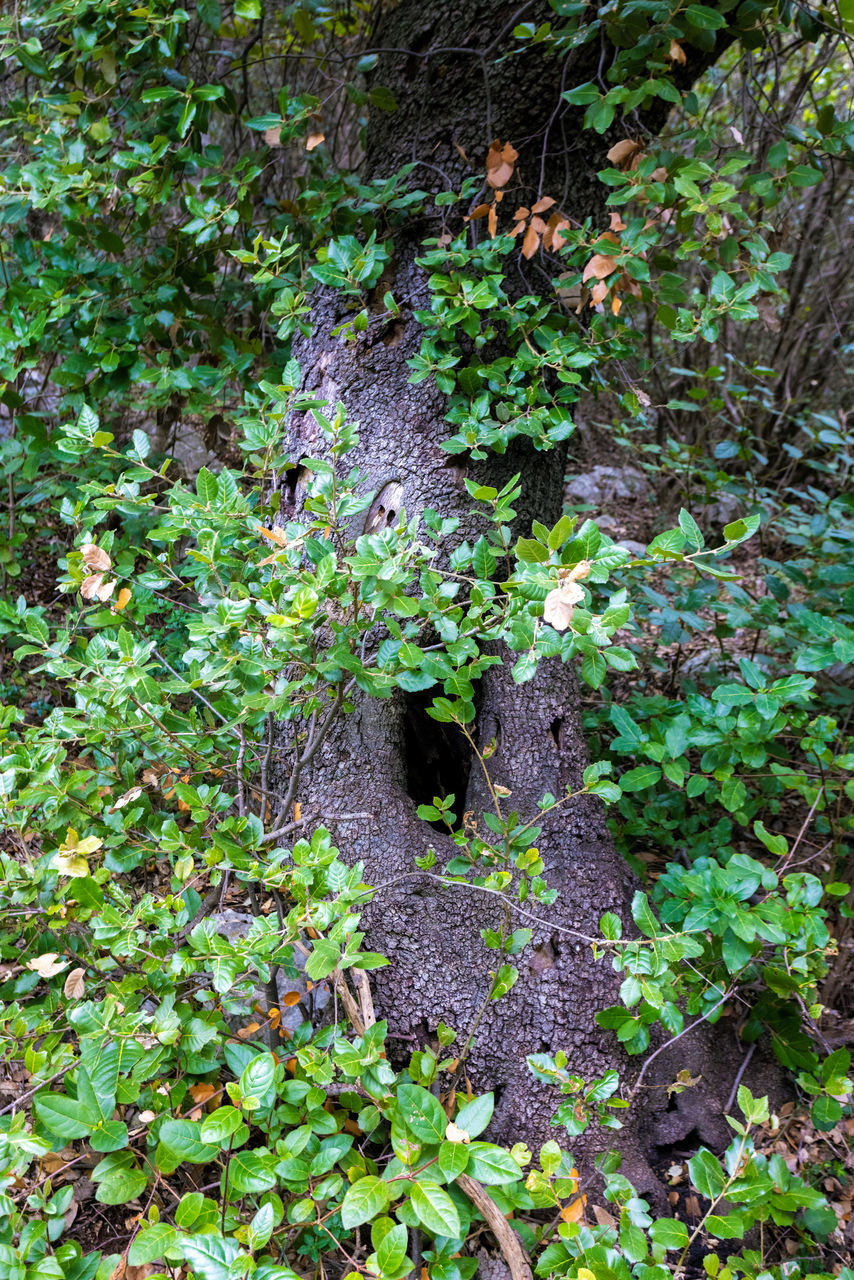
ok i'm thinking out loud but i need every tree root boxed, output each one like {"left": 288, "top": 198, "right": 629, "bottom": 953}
{"left": 457, "top": 1173, "right": 533, "bottom": 1280}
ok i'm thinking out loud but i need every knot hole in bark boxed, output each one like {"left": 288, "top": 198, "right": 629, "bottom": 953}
{"left": 402, "top": 688, "right": 474, "bottom": 825}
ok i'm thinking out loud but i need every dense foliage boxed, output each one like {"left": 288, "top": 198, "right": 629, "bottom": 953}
{"left": 0, "top": 3, "right": 852, "bottom": 1280}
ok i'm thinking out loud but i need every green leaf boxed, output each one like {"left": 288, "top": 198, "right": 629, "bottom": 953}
{"left": 706, "top": 1212, "right": 745, "bottom": 1239}
{"left": 464, "top": 1142, "right": 523, "bottom": 1185}
{"left": 196, "top": 0, "right": 222, "bottom": 29}
{"left": 156, "top": 1120, "right": 219, "bottom": 1173}
{"left": 96, "top": 1165, "right": 148, "bottom": 1205}
{"left": 305, "top": 938, "right": 341, "bottom": 980}
{"left": 376, "top": 1222, "right": 408, "bottom": 1272}
{"left": 226, "top": 1150, "right": 278, "bottom": 1194}
{"left": 453, "top": 1093, "right": 493, "bottom": 1139}
{"left": 409, "top": 1180, "right": 461, "bottom": 1237}
{"left": 196, "top": 467, "right": 218, "bottom": 505}
{"left": 397, "top": 1083, "right": 446, "bottom": 1143}
{"left": 811, "top": 1095, "right": 842, "bottom": 1131}
{"left": 514, "top": 537, "right": 549, "bottom": 563}
{"left": 128, "top": 1224, "right": 178, "bottom": 1266}
{"left": 631, "top": 892, "right": 659, "bottom": 939}
{"left": 438, "top": 1141, "right": 470, "bottom": 1181}
{"left": 685, "top": 4, "right": 728, "bottom": 27}
{"left": 200, "top": 1106, "right": 244, "bottom": 1144}
{"left": 650, "top": 1218, "right": 688, "bottom": 1250}
{"left": 620, "top": 765, "right": 661, "bottom": 792}
{"left": 688, "top": 1148, "right": 726, "bottom": 1199}
{"left": 240, "top": 1051, "right": 276, "bottom": 1102}
{"left": 341, "top": 1176, "right": 390, "bottom": 1228}
{"left": 183, "top": 1235, "right": 241, "bottom": 1280}
{"left": 678, "top": 508, "right": 704, "bottom": 550}
{"left": 35, "top": 1093, "right": 95, "bottom": 1139}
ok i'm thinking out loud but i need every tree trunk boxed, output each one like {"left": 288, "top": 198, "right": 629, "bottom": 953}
{"left": 277, "top": 0, "right": 742, "bottom": 1188}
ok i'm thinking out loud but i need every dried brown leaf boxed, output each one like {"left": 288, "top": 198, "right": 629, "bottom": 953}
{"left": 582, "top": 253, "right": 619, "bottom": 283}
{"left": 606, "top": 138, "right": 641, "bottom": 166}
{"left": 263, "top": 127, "right": 281, "bottom": 147}
{"left": 668, "top": 39, "right": 687, "bottom": 65}
{"left": 543, "top": 579, "right": 585, "bottom": 631}
{"left": 259, "top": 525, "right": 289, "bottom": 546}
{"left": 81, "top": 543, "right": 111, "bottom": 571}
{"left": 513, "top": 207, "right": 530, "bottom": 221}
{"left": 531, "top": 196, "right": 556, "bottom": 214}
{"left": 488, "top": 204, "right": 497, "bottom": 238}
{"left": 28, "top": 952, "right": 67, "bottom": 979}
{"left": 521, "top": 222, "right": 540, "bottom": 259}
{"left": 305, "top": 132, "right": 324, "bottom": 152}
{"left": 63, "top": 967, "right": 86, "bottom": 1000}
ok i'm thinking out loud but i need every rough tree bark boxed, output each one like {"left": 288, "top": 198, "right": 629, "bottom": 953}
{"left": 276, "top": 0, "right": 746, "bottom": 1188}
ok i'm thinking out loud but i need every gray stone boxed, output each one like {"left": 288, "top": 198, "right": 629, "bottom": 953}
{"left": 565, "top": 465, "right": 650, "bottom": 507}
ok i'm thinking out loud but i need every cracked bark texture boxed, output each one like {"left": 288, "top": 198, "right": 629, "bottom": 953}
{"left": 276, "top": 0, "right": 743, "bottom": 1186}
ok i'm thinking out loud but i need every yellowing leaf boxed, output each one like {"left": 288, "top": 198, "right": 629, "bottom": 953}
{"left": 63, "top": 967, "right": 86, "bottom": 999}
{"left": 445, "top": 1121, "right": 470, "bottom": 1143}
{"left": 75, "top": 836, "right": 104, "bottom": 855}
{"left": 81, "top": 543, "right": 112, "bottom": 571}
{"left": 53, "top": 852, "right": 91, "bottom": 877}
{"left": 560, "top": 1197, "right": 587, "bottom": 1222}
{"left": 27, "top": 952, "right": 68, "bottom": 979}
{"left": 258, "top": 525, "right": 289, "bottom": 546}
{"left": 114, "top": 587, "right": 132, "bottom": 611}
{"left": 282, "top": 991, "right": 302, "bottom": 1006}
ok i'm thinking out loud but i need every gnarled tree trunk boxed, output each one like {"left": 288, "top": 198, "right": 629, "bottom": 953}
{"left": 276, "top": 0, "right": 742, "bottom": 1189}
